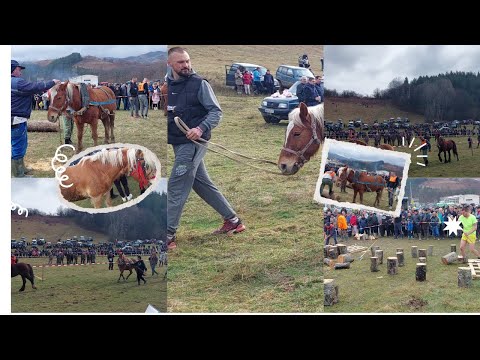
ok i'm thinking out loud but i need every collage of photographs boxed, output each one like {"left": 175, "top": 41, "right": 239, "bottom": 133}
{"left": 9, "top": 45, "right": 479, "bottom": 314}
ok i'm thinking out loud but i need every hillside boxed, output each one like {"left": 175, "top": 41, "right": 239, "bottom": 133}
{"left": 326, "top": 97, "right": 425, "bottom": 123}
{"left": 406, "top": 178, "right": 480, "bottom": 203}
{"left": 11, "top": 214, "right": 109, "bottom": 242}
{"left": 170, "top": 45, "right": 323, "bottom": 90}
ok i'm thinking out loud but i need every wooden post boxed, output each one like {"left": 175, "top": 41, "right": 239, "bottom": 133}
{"left": 427, "top": 245, "right": 434, "bottom": 256}
{"left": 370, "top": 257, "right": 379, "bottom": 272}
{"left": 337, "top": 244, "right": 347, "bottom": 255}
{"left": 324, "top": 279, "right": 339, "bottom": 306}
{"left": 396, "top": 248, "right": 404, "bottom": 254}
{"left": 418, "top": 249, "right": 427, "bottom": 258}
{"left": 371, "top": 246, "right": 380, "bottom": 257}
{"left": 419, "top": 257, "right": 426, "bottom": 263}
{"left": 334, "top": 262, "right": 351, "bottom": 270}
{"left": 328, "top": 247, "right": 337, "bottom": 259}
{"left": 396, "top": 251, "right": 404, "bottom": 267}
{"left": 375, "top": 249, "right": 384, "bottom": 265}
{"left": 451, "top": 244, "right": 457, "bottom": 253}
{"left": 323, "top": 258, "right": 335, "bottom": 267}
{"left": 457, "top": 255, "right": 467, "bottom": 264}
{"left": 411, "top": 246, "right": 418, "bottom": 258}
{"left": 458, "top": 267, "right": 472, "bottom": 288}
{"left": 442, "top": 252, "right": 458, "bottom": 265}
{"left": 324, "top": 245, "right": 330, "bottom": 258}
{"left": 338, "top": 254, "right": 354, "bottom": 263}
{"left": 416, "top": 263, "right": 427, "bottom": 281}
{"left": 387, "top": 257, "right": 398, "bottom": 275}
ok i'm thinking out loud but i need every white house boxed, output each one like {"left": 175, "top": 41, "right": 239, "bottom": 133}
{"left": 69, "top": 75, "right": 98, "bottom": 86}
{"left": 440, "top": 194, "right": 479, "bottom": 205}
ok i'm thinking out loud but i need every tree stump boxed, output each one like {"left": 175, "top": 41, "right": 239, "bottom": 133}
{"left": 328, "top": 247, "right": 338, "bottom": 260}
{"left": 334, "top": 262, "right": 351, "bottom": 270}
{"left": 371, "top": 246, "right": 380, "bottom": 257}
{"left": 419, "top": 257, "right": 426, "bottom": 263}
{"left": 323, "top": 245, "right": 330, "bottom": 258}
{"left": 375, "top": 249, "right": 384, "bottom": 264}
{"left": 427, "top": 245, "right": 434, "bottom": 256}
{"left": 458, "top": 267, "right": 472, "bottom": 288}
{"left": 396, "top": 248, "right": 404, "bottom": 254}
{"left": 418, "top": 249, "right": 427, "bottom": 258}
{"left": 370, "top": 257, "right": 379, "bottom": 272}
{"left": 338, "top": 254, "right": 354, "bottom": 263}
{"left": 396, "top": 251, "right": 404, "bottom": 267}
{"left": 323, "top": 258, "right": 335, "bottom": 268}
{"left": 387, "top": 257, "right": 398, "bottom": 275}
{"left": 27, "top": 121, "right": 59, "bottom": 132}
{"left": 457, "top": 255, "right": 467, "bottom": 264}
{"left": 411, "top": 246, "right": 418, "bottom": 258}
{"left": 416, "top": 263, "right": 427, "bottom": 281}
{"left": 442, "top": 252, "right": 458, "bottom": 265}
{"left": 451, "top": 244, "right": 457, "bottom": 253}
{"left": 324, "top": 279, "right": 339, "bottom": 306}
{"left": 337, "top": 244, "right": 347, "bottom": 255}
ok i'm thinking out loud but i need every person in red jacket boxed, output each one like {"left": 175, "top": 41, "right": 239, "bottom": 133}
{"left": 242, "top": 71, "right": 253, "bottom": 95}
{"left": 11, "top": 254, "right": 18, "bottom": 264}
{"left": 350, "top": 212, "right": 358, "bottom": 236}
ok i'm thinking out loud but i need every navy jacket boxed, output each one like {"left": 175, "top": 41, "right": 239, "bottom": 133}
{"left": 11, "top": 76, "right": 55, "bottom": 118}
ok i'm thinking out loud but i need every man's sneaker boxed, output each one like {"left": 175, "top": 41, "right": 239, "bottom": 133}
{"left": 212, "top": 218, "right": 246, "bottom": 235}
{"left": 127, "top": 193, "right": 133, "bottom": 201}
{"left": 167, "top": 233, "right": 177, "bottom": 250}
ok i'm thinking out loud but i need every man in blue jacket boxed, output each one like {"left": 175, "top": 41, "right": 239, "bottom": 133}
{"left": 11, "top": 60, "right": 60, "bottom": 177}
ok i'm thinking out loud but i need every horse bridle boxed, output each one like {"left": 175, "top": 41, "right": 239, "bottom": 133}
{"left": 281, "top": 117, "right": 321, "bottom": 166}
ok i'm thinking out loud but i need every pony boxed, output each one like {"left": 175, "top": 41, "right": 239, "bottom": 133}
{"left": 117, "top": 258, "right": 136, "bottom": 282}
{"left": 11, "top": 263, "right": 37, "bottom": 292}
{"left": 339, "top": 166, "right": 386, "bottom": 207}
{"left": 60, "top": 147, "right": 158, "bottom": 208}
{"left": 436, "top": 136, "right": 459, "bottom": 163}
{"left": 278, "top": 102, "right": 324, "bottom": 175}
{"left": 336, "top": 166, "right": 349, "bottom": 193}
{"left": 160, "top": 82, "right": 168, "bottom": 116}
{"left": 47, "top": 81, "right": 116, "bottom": 153}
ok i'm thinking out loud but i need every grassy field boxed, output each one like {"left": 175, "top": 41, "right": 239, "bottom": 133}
{"left": 22, "top": 109, "right": 167, "bottom": 178}
{"left": 166, "top": 45, "right": 324, "bottom": 312}
{"left": 11, "top": 256, "right": 166, "bottom": 313}
{"left": 324, "top": 237, "right": 480, "bottom": 313}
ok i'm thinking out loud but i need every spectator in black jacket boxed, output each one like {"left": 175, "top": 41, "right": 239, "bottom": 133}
{"left": 134, "top": 255, "right": 147, "bottom": 285}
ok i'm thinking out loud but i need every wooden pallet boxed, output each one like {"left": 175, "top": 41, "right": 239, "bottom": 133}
{"left": 468, "top": 260, "right": 480, "bottom": 279}
{"left": 347, "top": 245, "right": 368, "bottom": 254}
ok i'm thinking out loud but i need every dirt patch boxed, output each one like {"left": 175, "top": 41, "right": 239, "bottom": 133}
{"left": 406, "top": 296, "right": 428, "bottom": 310}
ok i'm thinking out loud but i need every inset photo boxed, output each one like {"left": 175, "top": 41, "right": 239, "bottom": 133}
{"left": 315, "top": 139, "right": 411, "bottom": 216}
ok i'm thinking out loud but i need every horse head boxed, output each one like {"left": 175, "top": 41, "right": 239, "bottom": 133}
{"left": 278, "top": 102, "right": 324, "bottom": 175}
{"left": 47, "top": 81, "right": 70, "bottom": 123}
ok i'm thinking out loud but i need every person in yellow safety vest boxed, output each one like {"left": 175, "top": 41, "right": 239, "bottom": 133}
{"left": 387, "top": 171, "right": 400, "bottom": 210}
{"left": 320, "top": 167, "right": 336, "bottom": 198}
{"left": 419, "top": 136, "right": 429, "bottom": 166}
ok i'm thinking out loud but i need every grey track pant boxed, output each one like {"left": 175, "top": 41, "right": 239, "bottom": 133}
{"left": 167, "top": 142, "right": 236, "bottom": 234}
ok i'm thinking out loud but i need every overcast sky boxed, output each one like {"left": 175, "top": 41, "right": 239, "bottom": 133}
{"left": 12, "top": 45, "right": 167, "bottom": 62}
{"left": 12, "top": 178, "right": 167, "bottom": 215}
{"left": 328, "top": 141, "right": 407, "bottom": 168}
{"left": 326, "top": 45, "right": 480, "bottom": 96}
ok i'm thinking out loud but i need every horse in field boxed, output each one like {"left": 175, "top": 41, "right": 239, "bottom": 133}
{"left": 11, "top": 263, "right": 37, "bottom": 292}
{"left": 436, "top": 136, "right": 459, "bottom": 163}
{"left": 160, "top": 82, "right": 168, "bottom": 116}
{"left": 60, "top": 147, "right": 158, "bottom": 208}
{"left": 117, "top": 258, "right": 137, "bottom": 282}
{"left": 348, "top": 139, "right": 367, "bottom": 146}
{"left": 278, "top": 102, "right": 324, "bottom": 175}
{"left": 378, "top": 144, "right": 395, "bottom": 151}
{"left": 339, "top": 166, "right": 386, "bottom": 207}
{"left": 47, "top": 81, "right": 116, "bottom": 153}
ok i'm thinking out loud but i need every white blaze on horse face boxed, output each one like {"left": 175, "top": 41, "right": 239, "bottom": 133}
{"left": 285, "top": 121, "right": 295, "bottom": 146}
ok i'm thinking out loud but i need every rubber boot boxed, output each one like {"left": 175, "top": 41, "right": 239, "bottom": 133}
{"left": 65, "top": 138, "right": 73, "bottom": 145}
{"left": 20, "top": 157, "right": 33, "bottom": 174}
{"left": 12, "top": 159, "right": 32, "bottom": 178}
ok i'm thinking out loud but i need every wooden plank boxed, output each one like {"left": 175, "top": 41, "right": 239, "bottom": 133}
{"left": 468, "top": 263, "right": 480, "bottom": 279}
{"left": 467, "top": 259, "right": 480, "bottom": 263}
{"left": 347, "top": 245, "right": 368, "bottom": 254}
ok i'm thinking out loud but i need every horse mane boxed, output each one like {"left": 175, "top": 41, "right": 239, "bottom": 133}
{"left": 288, "top": 103, "right": 324, "bottom": 128}
{"left": 79, "top": 148, "right": 134, "bottom": 169}
{"left": 66, "top": 82, "right": 74, "bottom": 102}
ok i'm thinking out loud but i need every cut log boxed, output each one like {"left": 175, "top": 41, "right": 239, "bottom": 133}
{"left": 418, "top": 249, "right": 427, "bottom": 258}
{"left": 416, "top": 263, "right": 427, "bottom": 281}
{"left": 458, "top": 267, "right": 472, "bottom": 288}
{"left": 396, "top": 248, "right": 404, "bottom": 254}
{"left": 334, "top": 262, "right": 350, "bottom": 270}
{"left": 451, "top": 244, "right": 457, "bottom": 253}
{"left": 396, "top": 251, "right": 404, "bottom": 267}
{"left": 370, "top": 257, "right": 379, "bottom": 272}
{"left": 457, "top": 255, "right": 468, "bottom": 264}
{"left": 324, "top": 245, "right": 331, "bottom": 258}
{"left": 371, "top": 246, "right": 380, "bottom": 257}
{"left": 27, "top": 121, "right": 59, "bottom": 132}
{"left": 427, "top": 245, "right": 434, "bottom": 256}
{"left": 324, "top": 279, "right": 339, "bottom": 306}
{"left": 419, "top": 257, "right": 426, "bottom": 263}
{"left": 323, "top": 258, "right": 335, "bottom": 268}
{"left": 411, "top": 246, "right": 418, "bottom": 258}
{"left": 375, "top": 249, "right": 384, "bottom": 265}
{"left": 442, "top": 252, "right": 458, "bottom": 265}
{"left": 338, "top": 254, "right": 354, "bottom": 263}
{"left": 337, "top": 244, "right": 347, "bottom": 255}
{"left": 387, "top": 257, "right": 398, "bottom": 275}
{"left": 328, "top": 247, "right": 338, "bottom": 260}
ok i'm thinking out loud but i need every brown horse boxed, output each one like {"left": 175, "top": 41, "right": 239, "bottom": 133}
{"left": 340, "top": 166, "right": 386, "bottom": 206}
{"left": 348, "top": 139, "right": 367, "bottom": 146}
{"left": 60, "top": 147, "right": 158, "bottom": 208}
{"left": 160, "top": 82, "right": 168, "bottom": 116}
{"left": 348, "top": 139, "right": 394, "bottom": 151}
{"left": 11, "top": 263, "right": 37, "bottom": 292}
{"left": 436, "top": 136, "right": 459, "bottom": 163}
{"left": 47, "top": 82, "right": 116, "bottom": 153}
{"left": 117, "top": 258, "right": 137, "bottom": 282}
{"left": 278, "top": 102, "right": 324, "bottom": 175}
{"left": 378, "top": 144, "right": 395, "bottom": 151}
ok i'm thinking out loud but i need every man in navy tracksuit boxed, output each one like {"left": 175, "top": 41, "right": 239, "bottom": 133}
{"left": 11, "top": 60, "right": 59, "bottom": 177}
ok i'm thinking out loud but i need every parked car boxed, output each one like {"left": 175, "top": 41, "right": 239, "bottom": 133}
{"left": 225, "top": 62, "right": 279, "bottom": 93}
{"left": 257, "top": 81, "right": 301, "bottom": 123}
{"left": 275, "top": 65, "right": 314, "bottom": 89}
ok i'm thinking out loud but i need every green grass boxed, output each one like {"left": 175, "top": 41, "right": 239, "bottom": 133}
{"left": 23, "top": 109, "right": 167, "bottom": 177}
{"left": 11, "top": 256, "right": 166, "bottom": 313}
{"left": 324, "top": 237, "right": 480, "bottom": 313}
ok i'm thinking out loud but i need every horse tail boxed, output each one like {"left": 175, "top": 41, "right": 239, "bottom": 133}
{"left": 27, "top": 264, "right": 36, "bottom": 287}
{"left": 452, "top": 140, "right": 459, "bottom": 160}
